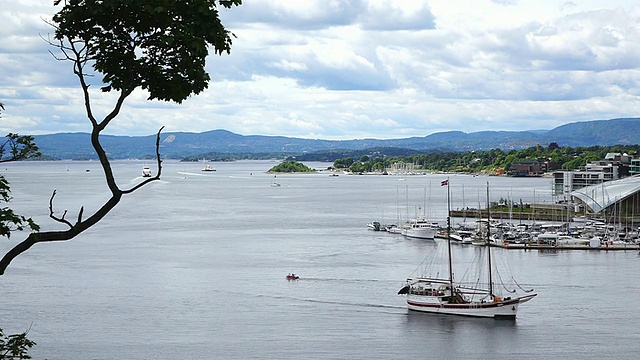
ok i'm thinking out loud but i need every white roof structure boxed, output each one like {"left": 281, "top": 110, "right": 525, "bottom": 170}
{"left": 570, "top": 175, "right": 640, "bottom": 213}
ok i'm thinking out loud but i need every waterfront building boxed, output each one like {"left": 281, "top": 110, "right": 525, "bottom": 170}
{"left": 552, "top": 153, "right": 636, "bottom": 196}
{"left": 570, "top": 174, "right": 640, "bottom": 217}
{"left": 509, "top": 159, "right": 556, "bottom": 177}
{"left": 631, "top": 158, "right": 640, "bottom": 175}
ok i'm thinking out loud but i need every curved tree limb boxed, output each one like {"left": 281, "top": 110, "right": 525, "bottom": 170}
{"left": 48, "top": 190, "right": 73, "bottom": 228}
{"left": 122, "top": 127, "right": 164, "bottom": 194}
{"left": 0, "top": 33, "right": 164, "bottom": 276}
{"left": 0, "top": 127, "right": 163, "bottom": 275}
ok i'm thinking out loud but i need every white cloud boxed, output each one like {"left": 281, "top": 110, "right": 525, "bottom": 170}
{"left": 1, "top": 0, "right": 640, "bottom": 140}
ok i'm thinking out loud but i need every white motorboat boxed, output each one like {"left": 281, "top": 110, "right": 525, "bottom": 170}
{"left": 401, "top": 217, "right": 437, "bottom": 240}
{"left": 202, "top": 164, "right": 216, "bottom": 172}
{"left": 385, "top": 224, "right": 402, "bottom": 234}
{"left": 367, "top": 221, "right": 382, "bottom": 231}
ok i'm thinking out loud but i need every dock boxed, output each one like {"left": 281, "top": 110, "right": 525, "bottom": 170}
{"left": 492, "top": 242, "right": 640, "bottom": 251}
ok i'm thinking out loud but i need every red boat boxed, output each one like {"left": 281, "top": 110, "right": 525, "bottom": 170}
{"left": 286, "top": 274, "right": 299, "bottom": 280}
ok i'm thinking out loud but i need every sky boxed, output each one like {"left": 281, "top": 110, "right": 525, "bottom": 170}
{"left": 1, "top": 0, "right": 640, "bottom": 140}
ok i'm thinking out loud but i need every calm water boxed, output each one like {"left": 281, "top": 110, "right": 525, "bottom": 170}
{"left": 1, "top": 160, "right": 639, "bottom": 359}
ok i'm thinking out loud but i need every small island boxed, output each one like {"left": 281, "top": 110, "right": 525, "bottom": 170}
{"left": 268, "top": 160, "right": 315, "bottom": 173}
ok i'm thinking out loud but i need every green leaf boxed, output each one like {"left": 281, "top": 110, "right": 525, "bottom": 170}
{"left": 53, "top": 0, "right": 242, "bottom": 103}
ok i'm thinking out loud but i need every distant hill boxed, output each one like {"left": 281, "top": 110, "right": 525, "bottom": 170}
{"left": 29, "top": 117, "right": 640, "bottom": 160}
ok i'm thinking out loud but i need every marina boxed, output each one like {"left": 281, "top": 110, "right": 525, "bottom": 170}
{"left": 369, "top": 177, "right": 640, "bottom": 252}
{"left": 375, "top": 221, "right": 640, "bottom": 251}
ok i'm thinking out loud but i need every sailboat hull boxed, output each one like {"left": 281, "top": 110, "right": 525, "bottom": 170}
{"left": 406, "top": 294, "right": 536, "bottom": 318}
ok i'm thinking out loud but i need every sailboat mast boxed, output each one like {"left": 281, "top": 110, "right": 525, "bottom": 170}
{"left": 447, "top": 178, "right": 454, "bottom": 292}
{"left": 486, "top": 182, "right": 494, "bottom": 297}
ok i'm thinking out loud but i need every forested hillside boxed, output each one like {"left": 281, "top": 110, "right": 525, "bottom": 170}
{"left": 333, "top": 144, "right": 640, "bottom": 174}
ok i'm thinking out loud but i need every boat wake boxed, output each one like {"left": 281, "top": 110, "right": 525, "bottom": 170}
{"left": 300, "top": 277, "right": 384, "bottom": 283}
{"left": 262, "top": 293, "right": 405, "bottom": 312}
{"left": 213, "top": 289, "right": 405, "bottom": 313}
{"left": 177, "top": 171, "right": 206, "bottom": 177}
{"left": 285, "top": 296, "right": 405, "bottom": 311}
{"left": 130, "top": 176, "right": 170, "bottom": 183}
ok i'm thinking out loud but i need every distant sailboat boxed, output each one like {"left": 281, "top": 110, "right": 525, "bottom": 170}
{"left": 270, "top": 175, "right": 281, "bottom": 187}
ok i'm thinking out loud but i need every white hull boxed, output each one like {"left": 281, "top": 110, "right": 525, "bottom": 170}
{"left": 367, "top": 221, "right": 381, "bottom": 231}
{"left": 402, "top": 227, "right": 436, "bottom": 239}
{"left": 406, "top": 293, "right": 536, "bottom": 318}
{"left": 386, "top": 225, "right": 402, "bottom": 234}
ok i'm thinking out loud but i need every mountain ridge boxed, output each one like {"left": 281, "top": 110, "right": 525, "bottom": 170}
{"left": 30, "top": 117, "right": 640, "bottom": 159}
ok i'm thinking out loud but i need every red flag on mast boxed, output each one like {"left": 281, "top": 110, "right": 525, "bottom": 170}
{"left": 441, "top": 179, "right": 448, "bottom": 186}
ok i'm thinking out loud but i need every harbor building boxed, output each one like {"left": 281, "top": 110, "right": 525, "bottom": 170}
{"left": 570, "top": 174, "right": 640, "bottom": 218}
{"left": 508, "top": 159, "right": 553, "bottom": 177}
{"left": 631, "top": 158, "right": 640, "bottom": 175}
{"left": 552, "top": 153, "right": 635, "bottom": 196}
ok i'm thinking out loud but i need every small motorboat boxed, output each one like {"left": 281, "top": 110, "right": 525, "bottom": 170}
{"left": 286, "top": 273, "right": 299, "bottom": 280}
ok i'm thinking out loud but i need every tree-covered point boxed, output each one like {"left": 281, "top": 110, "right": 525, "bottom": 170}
{"left": 268, "top": 161, "right": 315, "bottom": 173}
{"left": 333, "top": 144, "right": 640, "bottom": 174}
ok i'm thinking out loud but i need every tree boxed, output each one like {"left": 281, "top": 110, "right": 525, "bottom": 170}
{"left": 0, "top": 327, "right": 36, "bottom": 360}
{"left": 0, "top": 103, "right": 42, "bottom": 357}
{"left": 0, "top": 0, "right": 242, "bottom": 276}
{"left": 268, "top": 161, "right": 315, "bottom": 173}
{"left": 0, "top": 103, "right": 42, "bottom": 238}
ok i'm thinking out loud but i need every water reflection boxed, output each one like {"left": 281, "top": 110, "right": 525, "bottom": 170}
{"left": 403, "top": 311, "right": 521, "bottom": 358}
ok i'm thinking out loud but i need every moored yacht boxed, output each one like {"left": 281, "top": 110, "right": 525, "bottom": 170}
{"left": 401, "top": 217, "right": 437, "bottom": 240}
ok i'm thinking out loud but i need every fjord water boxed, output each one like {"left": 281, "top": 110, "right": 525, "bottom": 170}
{"left": 1, "top": 160, "right": 639, "bottom": 360}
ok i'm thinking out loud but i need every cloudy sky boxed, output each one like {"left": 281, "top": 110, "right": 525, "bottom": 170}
{"left": 1, "top": 0, "right": 640, "bottom": 139}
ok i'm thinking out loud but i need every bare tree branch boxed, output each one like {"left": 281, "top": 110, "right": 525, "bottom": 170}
{"left": 0, "top": 33, "right": 164, "bottom": 276}
{"left": 123, "top": 127, "right": 164, "bottom": 194}
{"left": 0, "top": 128, "right": 163, "bottom": 275}
{"left": 48, "top": 190, "right": 73, "bottom": 228}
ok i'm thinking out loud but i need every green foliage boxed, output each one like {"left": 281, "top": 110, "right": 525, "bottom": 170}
{"left": 0, "top": 110, "right": 42, "bottom": 238}
{"left": 0, "top": 177, "right": 40, "bottom": 238}
{"left": 52, "top": 0, "right": 242, "bottom": 103}
{"left": 268, "top": 161, "right": 315, "bottom": 173}
{"left": 333, "top": 157, "right": 354, "bottom": 169}
{"left": 0, "top": 134, "right": 42, "bottom": 163}
{"left": 0, "top": 328, "right": 36, "bottom": 359}
{"left": 332, "top": 144, "right": 640, "bottom": 174}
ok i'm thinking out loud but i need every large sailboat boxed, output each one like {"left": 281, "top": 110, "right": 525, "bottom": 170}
{"left": 398, "top": 180, "right": 536, "bottom": 318}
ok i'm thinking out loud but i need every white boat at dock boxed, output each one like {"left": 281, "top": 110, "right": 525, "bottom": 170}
{"left": 367, "top": 221, "right": 382, "bottom": 231}
{"left": 401, "top": 216, "right": 437, "bottom": 240}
